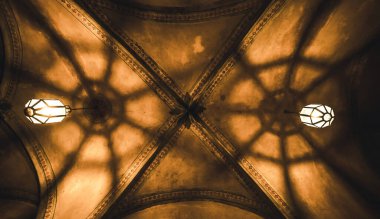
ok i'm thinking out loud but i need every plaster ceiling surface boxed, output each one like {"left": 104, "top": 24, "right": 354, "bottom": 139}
{"left": 0, "top": 0, "right": 380, "bottom": 219}
{"left": 123, "top": 201, "right": 264, "bottom": 219}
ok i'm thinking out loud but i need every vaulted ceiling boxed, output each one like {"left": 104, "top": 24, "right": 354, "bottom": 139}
{"left": 0, "top": 0, "right": 380, "bottom": 218}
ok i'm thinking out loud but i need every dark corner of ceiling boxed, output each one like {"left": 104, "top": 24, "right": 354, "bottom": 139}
{"left": 0, "top": 27, "right": 4, "bottom": 86}
{"left": 0, "top": 28, "right": 40, "bottom": 219}
{"left": 348, "top": 36, "right": 380, "bottom": 177}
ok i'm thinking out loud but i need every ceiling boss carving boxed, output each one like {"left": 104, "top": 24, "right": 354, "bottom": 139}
{"left": 1, "top": 0, "right": 379, "bottom": 218}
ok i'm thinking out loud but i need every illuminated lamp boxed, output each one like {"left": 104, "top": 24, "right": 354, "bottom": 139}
{"left": 24, "top": 99, "right": 71, "bottom": 124}
{"left": 299, "top": 104, "right": 335, "bottom": 128}
{"left": 24, "top": 96, "right": 112, "bottom": 124}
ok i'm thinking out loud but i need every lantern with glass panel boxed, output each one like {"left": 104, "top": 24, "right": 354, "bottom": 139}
{"left": 24, "top": 99, "right": 71, "bottom": 124}
{"left": 299, "top": 104, "right": 334, "bottom": 128}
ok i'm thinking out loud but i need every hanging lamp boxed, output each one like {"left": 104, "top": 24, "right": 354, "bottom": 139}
{"left": 24, "top": 99, "right": 71, "bottom": 124}
{"left": 299, "top": 104, "right": 335, "bottom": 128}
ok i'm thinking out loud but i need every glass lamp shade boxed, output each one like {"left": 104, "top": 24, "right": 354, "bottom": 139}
{"left": 299, "top": 104, "right": 335, "bottom": 128}
{"left": 24, "top": 99, "right": 71, "bottom": 124}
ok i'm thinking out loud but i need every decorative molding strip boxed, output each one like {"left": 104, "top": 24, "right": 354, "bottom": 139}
{"left": 189, "top": 121, "right": 286, "bottom": 219}
{"left": 198, "top": 114, "right": 239, "bottom": 156}
{"left": 189, "top": 0, "right": 268, "bottom": 99}
{"left": 112, "top": 190, "right": 272, "bottom": 218}
{"left": 103, "top": 125, "right": 185, "bottom": 218}
{"left": 239, "top": 0, "right": 286, "bottom": 54}
{"left": 87, "top": 115, "right": 182, "bottom": 218}
{"left": 1, "top": 112, "right": 57, "bottom": 219}
{"left": 89, "top": 0, "right": 263, "bottom": 23}
{"left": 197, "top": 114, "right": 294, "bottom": 218}
{"left": 80, "top": 0, "right": 186, "bottom": 104}
{"left": 57, "top": 0, "right": 179, "bottom": 109}
{"left": 199, "top": 0, "right": 287, "bottom": 103}
{"left": 199, "top": 57, "right": 236, "bottom": 103}
{"left": 0, "top": 0, "right": 22, "bottom": 101}
{"left": 122, "top": 126, "right": 185, "bottom": 197}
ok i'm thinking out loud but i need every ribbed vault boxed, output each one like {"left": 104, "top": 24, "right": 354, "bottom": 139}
{"left": 0, "top": 0, "right": 379, "bottom": 218}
